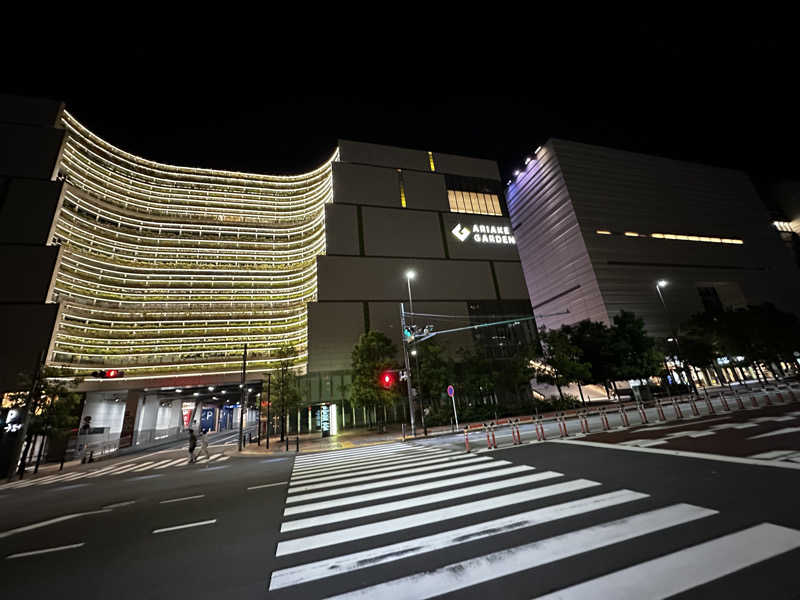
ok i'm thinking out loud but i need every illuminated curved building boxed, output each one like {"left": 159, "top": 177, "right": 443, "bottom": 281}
{"left": 51, "top": 112, "right": 335, "bottom": 383}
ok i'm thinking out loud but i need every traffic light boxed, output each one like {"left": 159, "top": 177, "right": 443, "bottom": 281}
{"left": 91, "top": 369, "right": 125, "bottom": 378}
{"left": 380, "top": 371, "right": 396, "bottom": 389}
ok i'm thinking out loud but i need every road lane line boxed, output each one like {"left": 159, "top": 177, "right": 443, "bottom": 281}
{"left": 102, "top": 500, "right": 136, "bottom": 509}
{"left": 152, "top": 519, "right": 216, "bottom": 534}
{"left": 0, "top": 509, "right": 111, "bottom": 539}
{"left": 6, "top": 543, "right": 85, "bottom": 559}
{"left": 160, "top": 494, "right": 205, "bottom": 504}
{"left": 277, "top": 477, "right": 602, "bottom": 555}
{"left": 536, "top": 523, "right": 800, "bottom": 599}
{"left": 286, "top": 460, "right": 511, "bottom": 504}
{"left": 323, "top": 504, "right": 717, "bottom": 600}
{"left": 552, "top": 439, "right": 800, "bottom": 470}
{"left": 270, "top": 489, "right": 646, "bottom": 587}
{"left": 289, "top": 455, "right": 485, "bottom": 492}
{"left": 283, "top": 465, "right": 535, "bottom": 516}
{"left": 215, "top": 456, "right": 230, "bottom": 462}
{"left": 248, "top": 482, "right": 288, "bottom": 490}
{"left": 282, "top": 471, "right": 563, "bottom": 532}
{"left": 747, "top": 426, "right": 800, "bottom": 440}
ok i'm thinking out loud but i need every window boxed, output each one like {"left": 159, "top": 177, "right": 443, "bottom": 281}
{"left": 448, "top": 190, "right": 503, "bottom": 216}
{"left": 698, "top": 287, "right": 723, "bottom": 313}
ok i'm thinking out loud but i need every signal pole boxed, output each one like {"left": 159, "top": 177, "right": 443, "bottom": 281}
{"left": 400, "top": 302, "right": 416, "bottom": 436}
{"left": 238, "top": 344, "right": 247, "bottom": 452}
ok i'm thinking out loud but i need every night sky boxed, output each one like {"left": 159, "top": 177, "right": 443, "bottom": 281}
{"left": 5, "top": 30, "right": 797, "bottom": 186}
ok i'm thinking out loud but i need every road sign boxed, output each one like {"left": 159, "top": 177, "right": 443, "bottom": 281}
{"left": 447, "top": 385, "right": 455, "bottom": 398}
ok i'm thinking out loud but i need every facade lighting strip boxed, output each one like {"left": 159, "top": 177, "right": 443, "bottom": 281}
{"left": 596, "top": 230, "right": 743, "bottom": 245}
{"left": 49, "top": 112, "right": 337, "bottom": 379}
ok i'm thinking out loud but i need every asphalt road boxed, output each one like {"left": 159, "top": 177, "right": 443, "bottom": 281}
{"left": 2, "top": 425, "right": 799, "bottom": 598}
{"left": 0, "top": 451, "right": 292, "bottom": 599}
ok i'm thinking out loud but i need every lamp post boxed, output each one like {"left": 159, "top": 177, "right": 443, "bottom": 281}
{"left": 655, "top": 280, "right": 696, "bottom": 394}
{"left": 402, "top": 270, "right": 416, "bottom": 436}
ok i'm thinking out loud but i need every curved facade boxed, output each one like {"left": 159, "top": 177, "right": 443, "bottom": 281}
{"left": 48, "top": 111, "right": 337, "bottom": 381}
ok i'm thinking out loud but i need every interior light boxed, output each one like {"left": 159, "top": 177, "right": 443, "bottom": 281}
{"left": 596, "top": 230, "right": 611, "bottom": 235}
{"left": 624, "top": 232, "right": 639, "bottom": 237}
{"left": 175, "top": 388, "right": 182, "bottom": 393}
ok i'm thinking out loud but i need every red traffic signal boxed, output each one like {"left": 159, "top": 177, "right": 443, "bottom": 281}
{"left": 380, "top": 371, "right": 396, "bottom": 389}
{"left": 91, "top": 369, "right": 125, "bottom": 379}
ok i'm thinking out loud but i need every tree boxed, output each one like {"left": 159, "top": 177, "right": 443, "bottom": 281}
{"left": 6, "top": 367, "right": 82, "bottom": 478}
{"left": 349, "top": 331, "right": 401, "bottom": 430}
{"left": 608, "top": 311, "right": 664, "bottom": 395}
{"left": 534, "top": 327, "right": 591, "bottom": 404}
{"left": 274, "top": 345, "right": 301, "bottom": 441}
{"left": 413, "top": 342, "right": 453, "bottom": 412}
{"left": 564, "top": 320, "right": 616, "bottom": 398}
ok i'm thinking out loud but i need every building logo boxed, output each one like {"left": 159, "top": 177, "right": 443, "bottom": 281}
{"left": 452, "top": 223, "right": 516, "bottom": 245}
{"left": 451, "top": 223, "right": 472, "bottom": 242}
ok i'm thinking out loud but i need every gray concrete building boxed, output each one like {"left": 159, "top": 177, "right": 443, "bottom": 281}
{"left": 305, "top": 140, "right": 535, "bottom": 416}
{"left": 507, "top": 139, "right": 800, "bottom": 339}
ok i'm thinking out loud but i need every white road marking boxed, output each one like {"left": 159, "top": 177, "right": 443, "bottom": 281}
{"left": 155, "top": 458, "right": 188, "bottom": 470}
{"left": 160, "top": 494, "right": 205, "bottom": 504}
{"left": 127, "top": 474, "right": 162, "bottom": 481}
{"left": 0, "top": 509, "right": 111, "bottom": 539}
{"left": 152, "top": 519, "right": 217, "bottom": 534}
{"left": 293, "top": 443, "right": 409, "bottom": 464}
{"left": 248, "top": 482, "right": 288, "bottom": 490}
{"left": 270, "top": 489, "right": 647, "bottom": 588}
{"left": 102, "top": 500, "right": 136, "bottom": 509}
{"left": 748, "top": 449, "right": 798, "bottom": 459}
{"left": 277, "top": 477, "right": 603, "bottom": 555}
{"left": 86, "top": 465, "right": 128, "bottom": 478}
{"left": 752, "top": 416, "right": 796, "bottom": 422}
{"left": 551, "top": 439, "right": 800, "bottom": 470}
{"left": 292, "top": 448, "right": 439, "bottom": 475}
{"left": 292, "top": 444, "right": 430, "bottom": 466}
{"left": 284, "top": 464, "right": 535, "bottom": 516}
{"left": 290, "top": 450, "right": 459, "bottom": 481}
{"left": 286, "top": 460, "right": 511, "bottom": 504}
{"left": 536, "top": 523, "right": 800, "bottom": 599}
{"left": 216, "top": 456, "right": 230, "bottom": 462}
{"left": 205, "top": 453, "right": 223, "bottom": 462}
{"left": 289, "top": 455, "right": 486, "bottom": 492}
{"left": 747, "top": 427, "right": 800, "bottom": 440}
{"left": 283, "top": 471, "right": 564, "bottom": 531}
{"left": 6, "top": 542, "right": 85, "bottom": 559}
{"left": 109, "top": 464, "right": 143, "bottom": 476}
{"left": 130, "top": 462, "right": 156, "bottom": 472}
{"left": 146, "top": 459, "right": 176, "bottom": 470}
{"left": 324, "top": 503, "right": 717, "bottom": 600}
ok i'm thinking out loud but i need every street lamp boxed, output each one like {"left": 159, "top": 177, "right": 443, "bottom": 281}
{"left": 402, "top": 269, "right": 417, "bottom": 436}
{"left": 655, "top": 280, "right": 696, "bottom": 394}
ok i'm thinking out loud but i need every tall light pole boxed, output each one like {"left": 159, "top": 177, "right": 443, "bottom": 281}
{"left": 656, "top": 280, "right": 696, "bottom": 394}
{"left": 402, "top": 269, "right": 416, "bottom": 436}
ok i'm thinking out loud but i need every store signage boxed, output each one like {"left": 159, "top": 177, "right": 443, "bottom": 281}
{"left": 451, "top": 223, "right": 516, "bottom": 245}
{"left": 321, "top": 404, "right": 331, "bottom": 437}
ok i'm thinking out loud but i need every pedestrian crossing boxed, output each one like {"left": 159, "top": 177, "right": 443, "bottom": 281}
{"left": 0, "top": 453, "right": 229, "bottom": 490}
{"left": 268, "top": 441, "right": 800, "bottom": 598}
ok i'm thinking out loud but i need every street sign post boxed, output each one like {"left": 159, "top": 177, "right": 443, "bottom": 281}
{"left": 447, "top": 385, "right": 459, "bottom": 430}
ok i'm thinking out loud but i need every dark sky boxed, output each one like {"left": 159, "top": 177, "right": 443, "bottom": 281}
{"left": 5, "top": 29, "right": 798, "bottom": 184}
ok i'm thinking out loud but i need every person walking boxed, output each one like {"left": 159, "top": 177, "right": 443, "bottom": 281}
{"left": 188, "top": 428, "right": 197, "bottom": 463}
{"left": 198, "top": 429, "right": 211, "bottom": 465}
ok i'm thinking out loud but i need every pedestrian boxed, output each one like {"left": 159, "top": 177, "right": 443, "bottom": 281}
{"left": 198, "top": 429, "right": 210, "bottom": 465}
{"left": 188, "top": 428, "right": 197, "bottom": 463}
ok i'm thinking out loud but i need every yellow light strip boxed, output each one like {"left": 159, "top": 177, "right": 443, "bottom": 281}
{"left": 428, "top": 152, "right": 436, "bottom": 172}
{"left": 598, "top": 230, "right": 743, "bottom": 245}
